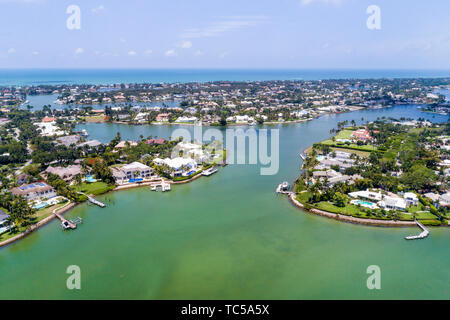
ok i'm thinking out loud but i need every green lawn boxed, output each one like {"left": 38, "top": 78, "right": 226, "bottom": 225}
{"left": 294, "top": 195, "right": 441, "bottom": 222}
{"left": 0, "top": 201, "right": 68, "bottom": 243}
{"left": 314, "top": 201, "right": 366, "bottom": 217}
{"left": 334, "top": 129, "right": 354, "bottom": 140}
{"left": 72, "top": 181, "right": 115, "bottom": 195}
{"left": 330, "top": 147, "right": 371, "bottom": 158}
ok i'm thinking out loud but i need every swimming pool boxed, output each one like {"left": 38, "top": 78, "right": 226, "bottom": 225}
{"left": 351, "top": 200, "right": 378, "bottom": 208}
{"left": 187, "top": 170, "right": 196, "bottom": 176}
{"left": 34, "top": 202, "right": 48, "bottom": 209}
{"left": 316, "top": 155, "right": 325, "bottom": 161}
{"left": 85, "top": 175, "right": 97, "bottom": 183}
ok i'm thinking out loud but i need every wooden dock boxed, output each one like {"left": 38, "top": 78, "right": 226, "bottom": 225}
{"left": 405, "top": 220, "right": 430, "bottom": 240}
{"left": 55, "top": 213, "right": 76, "bottom": 230}
{"left": 88, "top": 196, "right": 106, "bottom": 207}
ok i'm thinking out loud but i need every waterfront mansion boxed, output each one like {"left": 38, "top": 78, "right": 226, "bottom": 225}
{"left": 10, "top": 182, "right": 57, "bottom": 201}
{"left": 111, "top": 161, "right": 154, "bottom": 185}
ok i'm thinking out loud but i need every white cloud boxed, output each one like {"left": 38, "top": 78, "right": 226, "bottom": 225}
{"left": 119, "top": 37, "right": 127, "bottom": 43}
{"left": 7, "top": 48, "right": 16, "bottom": 54}
{"left": 144, "top": 49, "right": 153, "bottom": 56}
{"left": 74, "top": 47, "right": 84, "bottom": 55}
{"left": 179, "top": 40, "right": 192, "bottom": 49}
{"left": 32, "top": 51, "right": 39, "bottom": 55}
{"left": 165, "top": 49, "right": 176, "bottom": 57}
{"left": 128, "top": 50, "right": 137, "bottom": 56}
{"left": 181, "top": 15, "right": 268, "bottom": 39}
{"left": 219, "top": 51, "right": 229, "bottom": 59}
{"left": 91, "top": 5, "right": 105, "bottom": 14}
{"left": 194, "top": 50, "right": 204, "bottom": 56}
{"left": 301, "top": 0, "right": 343, "bottom": 5}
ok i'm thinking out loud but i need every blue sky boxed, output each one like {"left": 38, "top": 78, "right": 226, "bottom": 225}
{"left": 0, "top": 0, "right": 449, "bottom": 69}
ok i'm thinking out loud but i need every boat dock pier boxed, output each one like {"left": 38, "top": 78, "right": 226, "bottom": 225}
{"left": 150, "top": 181, "right": 171, "bottom": 192}
{"left": 55, "top": 213, "right": 76, "bottom": 230}
{"left": 87, "top": 196, "right": 106, "bottom": 207}
{"left": 202, "top": 166, "right": 218, "bottom": 176}
{"left": 276, "top": 181, "right": 292, "bottom": 194}
{"left": 405, "top": 220, "right": 430, "bottom": 240}
{"left": 299, "top": 153, "right": 306, "bottom": 160}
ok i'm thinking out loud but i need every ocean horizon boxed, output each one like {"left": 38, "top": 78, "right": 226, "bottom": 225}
{"left": 1, "top": 68, "right": 450, "bottom": 86}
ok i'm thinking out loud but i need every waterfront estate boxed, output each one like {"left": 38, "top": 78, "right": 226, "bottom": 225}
{"left": 295, "top": 120, "right": 450, "bottom": 226}
{"left": 0, "top": 77, "right": 449, "bottom": 247}
{"left": 0, "top": 106, "right": 225, "bottom": 245}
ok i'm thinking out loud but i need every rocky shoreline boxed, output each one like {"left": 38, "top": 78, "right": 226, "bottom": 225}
{"left": 288, "top": 192, "right": 422, "bottom": 227}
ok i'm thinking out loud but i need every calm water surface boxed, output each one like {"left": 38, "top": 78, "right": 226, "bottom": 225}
{"left": 0, "top": 105, "right": 448, "bottom": 299}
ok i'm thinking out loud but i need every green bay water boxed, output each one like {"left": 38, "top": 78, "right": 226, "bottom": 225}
{"left": 0, "top": 105, "right": 449, "bottom": 299}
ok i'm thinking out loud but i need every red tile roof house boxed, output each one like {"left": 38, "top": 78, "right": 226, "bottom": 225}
{"left": 145, "top": 138, "right": 165, "bottom": 145}
{"left": 155, "top": 113, "right": 169, "bottom": 122}
{"left": 351, "top": 129, "right": 373, "bottom": 141}
{"left": 42, "top": 116, "right": 57, "bottom": 122}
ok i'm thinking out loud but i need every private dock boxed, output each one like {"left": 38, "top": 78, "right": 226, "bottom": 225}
{"left": 87, "top": 196, "right": 106, "bottom": 207}
{"left": 55, "top": 213, "right": 76, "bottom": 230}
{"left": 299, "top": 153, "right": 306, "bottom": 160}
{"left": 276, "top": 181, "right": 291, "bottom": 194}
{"left": 405, "top": 220, "right": 430, "bottom": 240}
{"left": 202, "top": 166, "right": 218, "bottom": 176}
{"left": 150, "top": 181, "right": 171, "bottom": 192}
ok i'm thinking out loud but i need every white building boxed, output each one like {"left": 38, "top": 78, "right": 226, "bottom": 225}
{"left": 403, "top": 192, "right": 418, "bottom": 206}
{"left": 10, "top": 182, "right": 57, "bottom": 201}
{"left": 154, "top": 157, "right": 197, "bottom": 171}
{"left": 348, "top": 190, "right": 383, "bottom": 202}
{"left": 34, "top": 121, "right": 65, "bottom": 136}
{"left": 378, "top": 196, "right": 407, "bottom": 211}
{"left": 112, "top": 162, "right": 153, "bottom": 184}
{"left": 175, "top": 116, "right": 198, "bottom": 123}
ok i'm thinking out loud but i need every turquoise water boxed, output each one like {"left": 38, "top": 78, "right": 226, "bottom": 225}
{"left": 85, "top": 176, "right": 96, "bottom": 183}
{"left": 355, "top": 200, "right": 376, "bottom": 207}
{"left": 316, "top": 155, "right": 325, "bottom": 161}
{"left": 3, "top": 68, "right": 450, "bottom": 86}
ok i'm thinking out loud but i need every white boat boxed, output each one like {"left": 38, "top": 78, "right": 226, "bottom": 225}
{"left": 202, "top": 166, "right": 218, "bottom": 176}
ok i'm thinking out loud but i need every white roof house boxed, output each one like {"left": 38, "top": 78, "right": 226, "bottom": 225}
{"left": 424, "top": 192, "right": 440, "bottom": 203}
{"left": 378, "top": 197, "right": 407, "bottom": 211}
{"left": 34, "top": 122, "right": 65, "bottom": 136}
{"left": 154, "top": 157, "right": 197, "bottom": 171}
{"left": 439, "top": 193, "right": 450, "bottom": 206}
{"left": 403, "top": 192, "right": 418, "bottom": 205}
{"left": 348, "top": 190, "right": 383, "bottom": 201}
